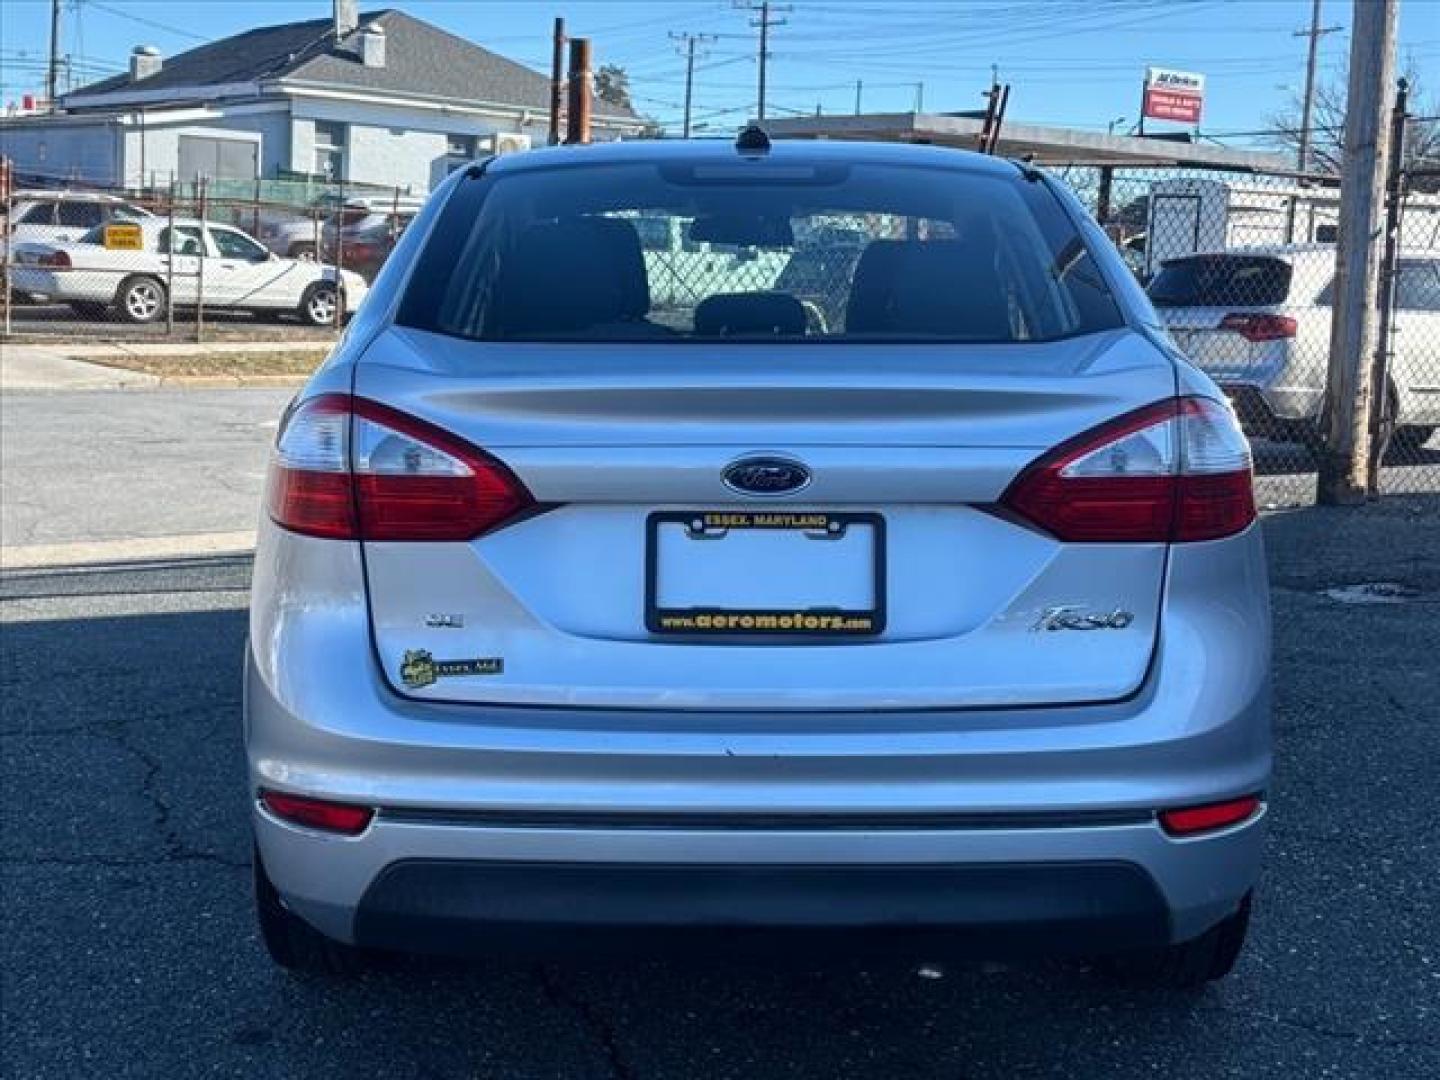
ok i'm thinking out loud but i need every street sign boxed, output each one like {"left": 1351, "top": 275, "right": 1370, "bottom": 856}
{"left": 102, "top": 223, "right": 144, "bottom": 250}
{"left": 1143, "top": 67, "right": 1205, "bottom": 125}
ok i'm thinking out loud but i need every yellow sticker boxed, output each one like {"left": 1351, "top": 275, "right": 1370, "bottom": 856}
{"left": 102, "top": 223, "right": 144, "bottom": 250}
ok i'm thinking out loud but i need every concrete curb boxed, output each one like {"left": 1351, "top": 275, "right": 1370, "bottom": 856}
{"left": 2, "top": 341, "right": 323, "bottom": 392}
{"left": 0, "top": 531, "right": 258, "bottom": 570}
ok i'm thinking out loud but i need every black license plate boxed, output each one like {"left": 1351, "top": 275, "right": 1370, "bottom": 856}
{"left": 645, "top": 510, "right": 886, "bottom": 637}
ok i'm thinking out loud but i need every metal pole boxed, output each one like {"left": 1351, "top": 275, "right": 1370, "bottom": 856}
{"left": 195, "top": 176, "right": 207, "bottom": 343}
{"left": 854, "top": 79, "right": 862, "bottom": 115}
{"left": 757, "top": 1, "right": 769, "bottom": 121}
{"left": 333, "top": 178, "right": 345, "bottom": 330}
{"left": 164, "top": 172, "right": 176, "bottom": 336}
{"left": 549, "top": 17, "right": 565, "bottom": 147}
{"left": 46, "top": 0, "right": 62, "bottom": 109}
{"left": 566, "top": 38, "right": 592, "bottom": 144}
{"left": 2, "top": 157, "right": 12, "bottom": 339}
{"left": 1317, "top": 0, "right": 1398, "bottom": 504}
{"left": 1366, "top": 77, "right": 1410, "bottom": 492}
{"left": 682, "top": 35, "right": 697, "bottom": 138}
{"left": 1097, "top": 166, "right": 1114, "bottom": 226}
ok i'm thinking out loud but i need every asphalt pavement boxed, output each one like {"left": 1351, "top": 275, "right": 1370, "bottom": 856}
{"left": 1, "top": 388, "right": 292, "bottom": 553}
{"left": 2, "top": 498, "right": 1438, "bottom": 1079}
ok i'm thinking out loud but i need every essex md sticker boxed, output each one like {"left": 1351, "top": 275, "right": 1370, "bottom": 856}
{"left": 399, "top": 649, "right": 503, "bottom": 689}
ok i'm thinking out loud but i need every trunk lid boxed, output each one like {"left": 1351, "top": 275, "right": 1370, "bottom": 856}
{"left": 355, "top": 327, "right": 1176, "bottom": 710}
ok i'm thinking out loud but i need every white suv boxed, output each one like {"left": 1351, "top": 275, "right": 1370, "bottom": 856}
{"left": 5, "top": 190, "right": 153, "bottom": 247}
{"left": 1149, "top": 245, "right": 1440, "bottom": 451}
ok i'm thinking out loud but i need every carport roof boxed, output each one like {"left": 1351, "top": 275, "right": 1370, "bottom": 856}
{"left": 759, "top": 112, "right": 1292, "bottom": 172}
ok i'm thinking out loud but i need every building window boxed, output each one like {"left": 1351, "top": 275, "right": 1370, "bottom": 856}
{"left": 313, "top": 120, "right": 347, "bottom": 181}
{"left": 447, "top": 133, "right": 477, "bottom": 159}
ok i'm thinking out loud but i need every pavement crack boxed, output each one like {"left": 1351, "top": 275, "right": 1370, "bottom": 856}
{"left": 533, "top": 964, "right": 638, "bottom": 1080}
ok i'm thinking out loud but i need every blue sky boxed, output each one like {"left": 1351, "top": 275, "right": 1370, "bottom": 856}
{"left": 1, "top": 0, "right": 1436, "bottom": 147}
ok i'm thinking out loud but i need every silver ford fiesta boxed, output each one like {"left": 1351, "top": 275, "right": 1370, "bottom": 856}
{"left": 246, "top": 133, "right": 1270, "bottom": 987}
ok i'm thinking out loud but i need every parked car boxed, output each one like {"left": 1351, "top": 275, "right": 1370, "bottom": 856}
{"left": 10, "top": 217, "right": 368, "bottom": 325}
{"left": 258, "top": 195, "right": 422, "bottom": 276}
{"left": 4, "top": 189, "right": 153, "bottom": 247}
{"left": 334, "top": 209, "right": 418, "bottom": 280}
{"left": 1149, "top": 245, "right": 1440, "bottom": 450}
{"left": 248, "top": 136, "right": 1269, "bottom": 988}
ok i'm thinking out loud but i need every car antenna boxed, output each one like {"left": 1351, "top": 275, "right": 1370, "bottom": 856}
{"left": 736, "top": 124, "right": 771, "bottom": 154}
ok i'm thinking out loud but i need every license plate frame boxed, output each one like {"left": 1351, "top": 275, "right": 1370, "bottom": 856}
{"left": 645, "top": 510, "right": 886, "bottom": 637}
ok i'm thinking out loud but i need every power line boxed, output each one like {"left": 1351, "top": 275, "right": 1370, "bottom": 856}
{"left": 83, "top": 0, "right": 210, "bottom": 44}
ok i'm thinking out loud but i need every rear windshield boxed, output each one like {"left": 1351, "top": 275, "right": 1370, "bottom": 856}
{"left": 398, "top": 160, "right": 1124, "bottom": 343}
{"left": 1148, "top": 255, "right": 1292, "bottom": 308}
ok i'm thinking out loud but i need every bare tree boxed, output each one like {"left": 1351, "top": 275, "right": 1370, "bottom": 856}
{"left": 594, "top": 64, "right": 633, "bottom": 109}
{"left": 1269, "top": 63, "right": 1440, "bottom": 189}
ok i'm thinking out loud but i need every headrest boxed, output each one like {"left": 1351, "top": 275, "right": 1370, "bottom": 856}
{"left": 846, "top": 238, "right": 1011, "bottom": 339}
{"left": 491, "top": 216, "right": 650, "bottom": 336}
{"left": 694, "top": 291, "right": 808, "bottom": 336}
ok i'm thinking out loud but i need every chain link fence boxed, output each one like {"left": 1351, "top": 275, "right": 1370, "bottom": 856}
{"left": 1058, "top": 160, "right": 1440, "bottom": 508}
{"left": 1, "top": 169, "right": 417, "bottom": 342}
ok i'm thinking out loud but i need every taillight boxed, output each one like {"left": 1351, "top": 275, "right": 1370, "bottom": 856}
{"left": 1000, "top": 397, "right": 1255, "bottom": 543}
{"left": 265, "top": 393, "right": 533, "bottom": 541}
{"left": 260, "top": 790, "right": 374, "bottom": 835}
{"left": 1160, "top": 795, "right": 1262, "bottom": 837}
{"left": 1219, "top": 313, "right": 1296, "bottom": 342}
{"left": 39, "top": 250, "right": 71, "bottom": 268}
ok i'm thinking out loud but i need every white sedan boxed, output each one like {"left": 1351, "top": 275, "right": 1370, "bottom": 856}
{"left": 10, "top": 218, "right": 369, "bottom": 325}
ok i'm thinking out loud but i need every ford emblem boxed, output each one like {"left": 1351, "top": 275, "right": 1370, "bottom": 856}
{"left": 722, "top": 456, "right": 812, "bottom": 497}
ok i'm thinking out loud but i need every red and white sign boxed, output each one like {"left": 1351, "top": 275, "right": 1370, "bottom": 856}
{"left": 1143, "top": 67, "right": 1205, "bottom": 125}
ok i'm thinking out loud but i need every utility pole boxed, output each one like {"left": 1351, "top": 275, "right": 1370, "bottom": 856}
{"left": 854, "top": 79, "right": 862, "bottom": 115}
{"left": 565, "top": 37, "right": 592, "bottom": 145}
{"left": 1318, "top": 0, "right": 1398, "bottom": 504}
{"left": 548, "top": 17, "right": 565, "bottom": 147}
{"left": 1294, "top": 0, "right": 1342, "bottom": 173}
{"left": 671, "top": 31, "right": 716, "bottom": 138}
{"left": 740, "top": 1, "right": 789, "bottom": 122}
{"left": 46, "top": 0, "right": 62, "bottom": 109}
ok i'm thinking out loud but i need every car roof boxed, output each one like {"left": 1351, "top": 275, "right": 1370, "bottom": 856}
{"left": 1176, "top": 244, "right": 1438, "bottom": 263}
{"left": 13, "top": 190, "right": 132, "bottom": 203}
{"left": 131, "top": 217, "right": 248, "bottom": 232}
{"left": 483, "top": 137, "right": 1025, "bottom": 180}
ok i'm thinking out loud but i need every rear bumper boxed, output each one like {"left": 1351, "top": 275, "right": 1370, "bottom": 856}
{"left": 253, "top": 791, "right": 1264, "bottom": 950}
{"left": 350, "top": 858, "right": 1173, "bottom": 953}
{"left": 1218, "top": 381, "right": 1322, "bottom": 426}
{"left": 245, "top": 522, "right": 1271, "bottom": 954}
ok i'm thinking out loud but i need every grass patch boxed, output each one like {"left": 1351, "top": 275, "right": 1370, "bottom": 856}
{"left": 88, "top": 349, "right": 327, "bottom": 379}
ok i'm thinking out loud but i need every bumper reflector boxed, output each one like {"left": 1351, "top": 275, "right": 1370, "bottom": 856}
{"left": 1160, "top": 795, "right": 1262, "bottom": 837}
{"left": 260, "top": 790, "right": 374, "bottom": 836}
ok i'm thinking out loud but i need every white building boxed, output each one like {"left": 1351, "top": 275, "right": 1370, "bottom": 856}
{"left": 0, "top": 3, "right": 644, "bottom": 193}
